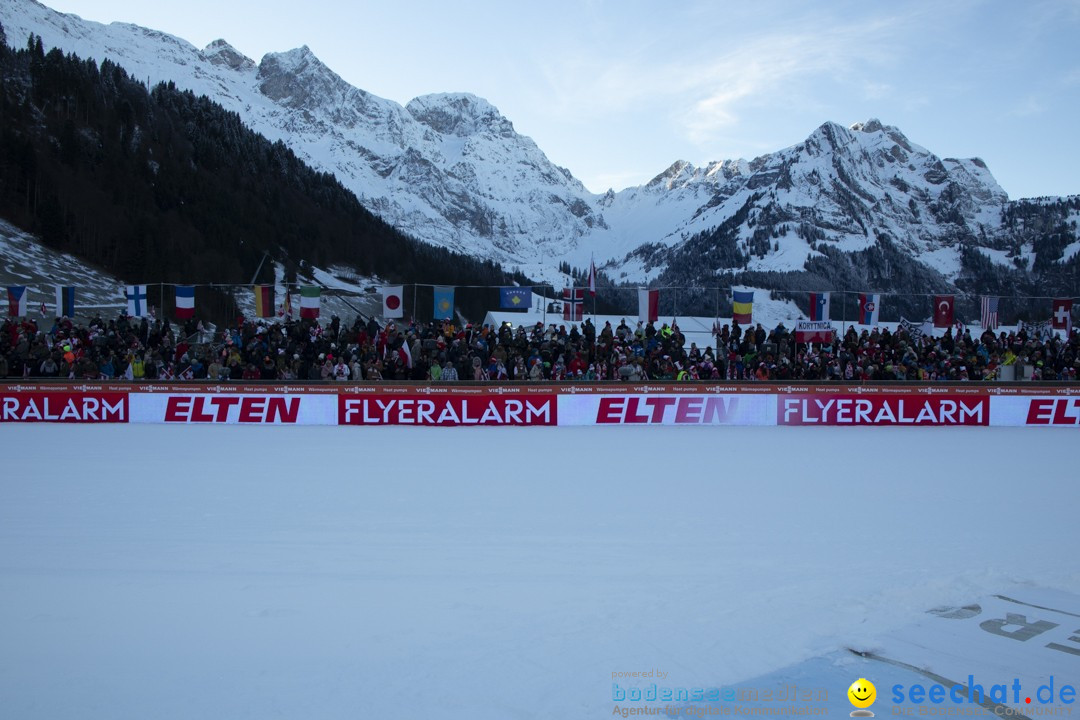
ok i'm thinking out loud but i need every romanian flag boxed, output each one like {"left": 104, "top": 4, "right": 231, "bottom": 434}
{"left": 254, "top": 285, "right": 275, "bottom": 318}
{"left": 732, "top": 290, "right": 753, "bottom": 325}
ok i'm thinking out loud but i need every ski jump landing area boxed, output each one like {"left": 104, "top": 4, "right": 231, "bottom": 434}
{"left": 1, "top": 383, "right": 1077, "bottom": 719}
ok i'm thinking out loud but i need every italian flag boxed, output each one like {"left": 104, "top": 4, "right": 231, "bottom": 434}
{"left": 300, "top": 286, "right": 320, "bottom": 319}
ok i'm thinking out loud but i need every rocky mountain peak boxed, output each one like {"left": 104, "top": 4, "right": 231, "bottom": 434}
{"left": 406, "top": 93, "right": 515, "bottom": 138}
{"left": 203, "top": 39, "right": 254, "bottom": 72}
{"left": 257, "top": 45, "right": 350, "bottom": 109}
{"left": 851, "top": 117, "right": 914, "bottom": 152}
{"left": 646, "top": 160, "right": 694, "bottom": 189}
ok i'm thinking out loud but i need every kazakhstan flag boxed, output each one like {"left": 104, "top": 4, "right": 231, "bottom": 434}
{"left": 434, "top": 286, "right": 454, "bottom": 320}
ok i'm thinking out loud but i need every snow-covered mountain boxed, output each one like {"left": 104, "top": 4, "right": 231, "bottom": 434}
{"left": 2, "top": 0, "right": 1077, "bottom": 300}
{"left": 609, "top": 119, "right": 1010, "bottom": 281}
{"left": 0, "top": 0, "right": 605, "bottom": 282}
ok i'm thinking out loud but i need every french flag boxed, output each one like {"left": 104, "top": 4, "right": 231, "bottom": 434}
{"left": 859, "top": 293, "right": 880, "bottom": 326}
{"left": 175, "top": 286, "right": 195, "bottom": 319}
{"left": 808, "top": 292, "right": 830, "bottom": 322}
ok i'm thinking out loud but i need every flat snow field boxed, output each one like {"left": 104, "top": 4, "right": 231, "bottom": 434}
{"left": 1, "top": 425, "right": 1077, "bottom": 719}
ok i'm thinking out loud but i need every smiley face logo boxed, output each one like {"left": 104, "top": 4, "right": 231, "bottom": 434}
{"left": 848, "top": 678, "right": 876, "bottom": 716}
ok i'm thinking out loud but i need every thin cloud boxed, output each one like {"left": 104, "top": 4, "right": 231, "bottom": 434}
{"left": 676, "top": 18, "right": 910, "bottom": 143}
{"left": 530, "top": 10, "right": 917, "bottom": 145}
{"left": 1011, "top": 96, "right": 1046, "bottom": 117}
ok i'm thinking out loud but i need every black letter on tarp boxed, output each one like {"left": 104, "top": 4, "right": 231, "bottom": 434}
{"left": 979, "top": 612, "right": 1058, "bottom": 641}
{"left": 1047, "top": 630, "right": 1080, "bottom": 656}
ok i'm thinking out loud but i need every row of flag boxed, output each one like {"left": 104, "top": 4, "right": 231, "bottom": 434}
{"left": 5, "top": 283, "right": 1076, "bottom": 334}
{"left": 803, "top": 292, "right": 1072, "bottom": 334}
{"left": 4, "top": 284, "right": 325, "bottom": 321}
{"left": 7, "top": 285, "right": 78, "bottom": 318}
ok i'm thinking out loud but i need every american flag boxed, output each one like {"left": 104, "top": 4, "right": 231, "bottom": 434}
{"left": 980, "top": 296, "right": 999, "bottom": 330}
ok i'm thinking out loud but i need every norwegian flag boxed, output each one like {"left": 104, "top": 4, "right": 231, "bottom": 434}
{"left": 980, "top": 296, "right": 999, "bottom": 330}
{"left": 563, "top": 287, "right": 583, "bottom": 321}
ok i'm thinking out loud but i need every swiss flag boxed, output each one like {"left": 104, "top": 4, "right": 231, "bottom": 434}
{"left": 933, "top": 295, "right": 954, "bottom": 328}
{"left": 1052, "top": 298, "right": 1073, "bottom": 333}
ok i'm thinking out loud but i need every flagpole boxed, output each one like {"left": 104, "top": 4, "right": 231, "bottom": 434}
{"left": 842, "top": 291, "right": 847, "bottom": 338}
{"left": 412, "top": 283, "right": 418, "bottom": 325}
{"left": 715, "top": 286, "right": 721, "bottom": 359}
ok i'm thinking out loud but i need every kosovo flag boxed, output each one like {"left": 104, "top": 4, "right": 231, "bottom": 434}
{"left": 500, "top": 288, "right": 530, "bottom": 310}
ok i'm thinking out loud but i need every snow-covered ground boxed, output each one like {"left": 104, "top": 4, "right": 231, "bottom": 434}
{"left": 1, "top": 424, "right": 1077, "bottom": 719}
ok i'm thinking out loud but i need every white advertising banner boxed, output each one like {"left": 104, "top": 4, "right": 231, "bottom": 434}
{"left": 129, "top": 393, "right": 339, "bottom": 425}
{"left": 989, "top": 395, "right": 1080, "bottom": 427}
{"left": 558, "top": 394, "right": 774, "bottom": 426}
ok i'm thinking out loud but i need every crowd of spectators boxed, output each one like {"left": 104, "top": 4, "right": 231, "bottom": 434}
{"left": 1, "top": 312, "right": 1077, "bottom": 383}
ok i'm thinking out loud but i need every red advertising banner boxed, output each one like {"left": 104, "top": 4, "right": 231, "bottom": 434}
{"left": 338, "top": 395, "right": 557, "bottom": 426}
{"left": 778, "top": 394, "right": 989, "bottom": 426}
{"left": 1, "top": 383, "right": 1078, "bottom": 427}
{"left": 0, "top": 391, "right": 128, "bottom": 423}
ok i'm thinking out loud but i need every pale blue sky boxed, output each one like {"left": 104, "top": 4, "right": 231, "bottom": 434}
{"left": 41, "top": 0, "right": 1080, "bottom": 199}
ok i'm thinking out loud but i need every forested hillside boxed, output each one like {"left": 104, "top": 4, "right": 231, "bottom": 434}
{"left": 0, "top": 26, "right": 526, "bottom": 318}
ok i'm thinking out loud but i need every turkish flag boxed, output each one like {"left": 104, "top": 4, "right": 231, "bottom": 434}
{"left": 1052, "top": 298, "right": 1073, "bottom": 332}
{"left": 933, "top": 295, "right": 954, "bottom": 328}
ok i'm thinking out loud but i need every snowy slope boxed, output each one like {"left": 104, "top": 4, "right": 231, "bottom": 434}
{"left": 0, "top": 219, "right": 126, "bottom": 315}
{"left": 1, "top": 423, "right": 1077, "bottom": 720}
{"left": 0, "top": 219, "right": 381, "bottom": 324}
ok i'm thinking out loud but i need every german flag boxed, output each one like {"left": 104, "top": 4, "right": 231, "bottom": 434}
{"left": 254, "top": 285, "right": 275, "bottom": 318}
